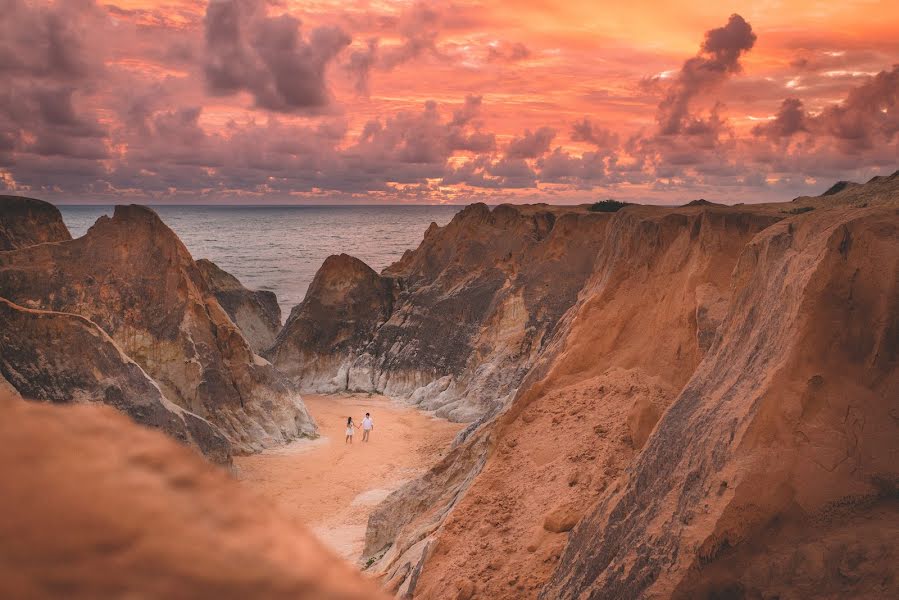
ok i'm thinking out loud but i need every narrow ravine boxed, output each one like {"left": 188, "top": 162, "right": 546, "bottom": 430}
{"left": 233, "top": 394, "right": 463, "bottom": 560}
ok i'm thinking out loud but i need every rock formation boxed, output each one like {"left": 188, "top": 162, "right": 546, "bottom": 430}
{"left": 0, "top": 298, "right": 231, "bottom": 463}
{"left": 197, "top": 258, "right": 282, "bottom": 353}
{"left": 0, "top": 205, "right": 315, "bottom": 453}
{"left": 0, "top": 195, "right": 71, "bottom": 250}
{"left": 270, "top": 205, "right": 610, "bottom": 421}
{"left": 326, "top": 175, "right": 896, "bottom": 598}
{"left": 267, "top": 253, "right": 396, "bottom": 390}
{"left": 0, "top": 390, "right": 387, "bottom": 600}
{"left": 542, "top": 202, "right": 898, "bottom": 600}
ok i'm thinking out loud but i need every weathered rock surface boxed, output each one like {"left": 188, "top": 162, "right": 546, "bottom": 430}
{"left": 0, "top": 297, "right": 231, "bottom": 463}
{"left": 0, "top": 195, "right": 71, "bottom": 250}
{"left": 355, "top": 174, "right": 897, "bottom": 599}
{"left": 0, "top": 205, "right": 315, "bottom": 453}
{"left": 0, "top": 391, "right": 387, "bottom": 600}
{"left": 542, "top": 203, "right": 899, "bottom": 600}
{"left": 197, "top": 258, "right": 282, "bottom": 353}
{"left": 267, "top": 253, "right": 396, "bottom": 390}
{"left": 270, "top": 204, "right": 609, "bottom": 422}
{"left": 405, "top": 204, "right": 784, "bottom": 599}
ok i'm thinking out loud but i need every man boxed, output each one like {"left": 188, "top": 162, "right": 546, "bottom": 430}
{"left": 361, "top": 412, "right": 374, "bottom": 442}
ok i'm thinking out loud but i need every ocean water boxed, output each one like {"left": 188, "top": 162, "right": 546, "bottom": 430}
{"left": 60, "top": 205, "right": 461, "bottom": 320}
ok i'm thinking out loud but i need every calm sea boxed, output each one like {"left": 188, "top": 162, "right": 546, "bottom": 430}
{"left": 60, "top": 205, "right": 461, "bottom": 320}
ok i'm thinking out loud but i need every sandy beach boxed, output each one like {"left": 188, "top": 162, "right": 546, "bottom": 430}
{"left": 233, "top": 394, "right": 463, "bottom": 561}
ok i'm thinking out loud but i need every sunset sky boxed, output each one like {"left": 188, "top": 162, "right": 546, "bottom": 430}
{"left": 2, "top": 0, "right": 898, "bottom": 204}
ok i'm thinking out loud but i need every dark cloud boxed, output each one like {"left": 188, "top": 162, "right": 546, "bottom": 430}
{"left": 658, "top": 14, "right": 756, "bottom": 135}
{"left": 506, "top": 127, "right": 555, "bottom": 159}
{"left": 570, "top": 117, "right": 619, "bottom": 148}
{"left": 204, "top": 0, "right": 350, "bottom": 111}
{"left": 814, "top": 65, "right": 899, "bottom": 152}
{"left": 752, "top": 98, "right": 808, "bottom": 139}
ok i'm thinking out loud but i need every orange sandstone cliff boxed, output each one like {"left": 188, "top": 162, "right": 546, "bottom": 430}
{"left": 273, "top": 174, "right": 897, "bottom": 599}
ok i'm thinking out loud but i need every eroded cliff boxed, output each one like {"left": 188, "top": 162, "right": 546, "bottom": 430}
{"left": 0, "top": 298, "right": 231, "bottom": 463}
{"left": 288, "top": 175, "right": 897, "bottom": 599}
{"left": 0, "top": 205, "right": 315, "bottom": 453}
{"left": 270, "top": 205, "right": 609, "bottom": 421}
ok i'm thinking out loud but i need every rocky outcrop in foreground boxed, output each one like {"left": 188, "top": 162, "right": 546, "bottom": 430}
{"left": 0, "top": 204, "right": 315, "bottom": 453}
{"left": 197, "top": 258, "right": 283, "bottom": 353}
{"left": 0, "top": 195, "right": 71, "bottom": 250}
{"left": 270, "top": 205, "right": 609, "bottom": 421}
{"left": 0, "top": 298, "right": 231, "bottom": 464}
{"left": 338, "top": 174, "right": 897, "bottom": 598}
{"left": 0, "top": 391, "right": 386, "bottom": 600}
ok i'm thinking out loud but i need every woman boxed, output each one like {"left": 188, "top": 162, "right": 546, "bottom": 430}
{"left": 345, "top": 416, "right": 359, "bottom": 444}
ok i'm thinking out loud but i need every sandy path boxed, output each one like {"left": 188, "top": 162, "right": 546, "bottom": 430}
{"left": 233, "top": 394, "right": 463, "bottom": 561}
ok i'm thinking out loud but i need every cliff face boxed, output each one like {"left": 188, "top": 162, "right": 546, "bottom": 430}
{"left": 267, "top": 253, "right": 396, "bottom": 390}
{"left": 0, "top": 205, "right": 315, "bottom": 453}
{"left": 369, "top": 204, "right": 784, "bottom": 597}
{"left": 0, "top": 195, "right": 71, "bottom": 250}
{"left": 0, "top": 298, "right": 231, "bottom": 463}
{"left": 196, "top": 258, "right": 282, "bottom": 353}
{"left": 0, "top": 391, "right": 387, "bottom": 600}
{"left": 270, "top": 205, "right": 609, "bottom": 421}
{"left": 543, "top": 203, "right": 898, "bottom": 600}
{"left": 344, "top": 177, "right": 898, "bottom": 599}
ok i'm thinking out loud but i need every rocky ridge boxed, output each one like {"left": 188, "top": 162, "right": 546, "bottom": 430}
{"left": 269, "top": 205, "right": 610, "bottom": 422}
{"left": 273, "top": 174, "right": 898, "bottom": 598}
{"left": 0, "top": 204, "right": 315, "bottom": 454}
{"left": 0, "top": 298, "right": 231, "bottom": 463}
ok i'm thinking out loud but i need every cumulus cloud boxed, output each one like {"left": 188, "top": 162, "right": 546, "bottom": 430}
{"left": 571, "top": 117, "right": 619, "bottom": 148}
{"left": 506, "top": 127, "right": 556, "bottom": 159}
{"left": 657, "top": 14, "right": 756, "bottom": 135}
{"left": 203, "top": 0, "right": 350, "bottom": 111}
{"left": 752, "top": 98, "right": 808, "bottom": 139}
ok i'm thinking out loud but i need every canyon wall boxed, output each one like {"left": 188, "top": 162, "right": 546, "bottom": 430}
{"left": 275, "top": 174, "right": 897, "bottom": 598}
{"left": 270, "top": 205, "right": 609, "bottom": 421}
{"left": 0, "top": 204, "right": 316, "bottom": 454}
{"left": 0, "top": 390, "right": 386, "bottom": 600}
{"left": 543, "top": 195, "right": 898, "bottom": 599}
{"left": 0, "top": 298, "right": 231, "bottom": 463}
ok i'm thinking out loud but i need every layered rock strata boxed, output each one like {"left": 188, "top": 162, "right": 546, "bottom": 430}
{"left": 0, "top": 298, "right": 231, "bottom": 463}
{"left": 0, "top": 205, "right": 315, "bottom": 453}
{"left": 270, "top": 205, "right": 610, "bottom": 422}
{"left": 339, "top": 175, "right": 897, "bottom": 598}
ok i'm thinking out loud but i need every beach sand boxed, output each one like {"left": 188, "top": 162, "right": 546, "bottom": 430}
{"left": 233, "top": 393, "right": 463, "bottom": 561}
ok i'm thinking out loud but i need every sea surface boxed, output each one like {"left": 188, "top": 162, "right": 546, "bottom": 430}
{"left": 60, "top": 205, "right": 461, "bottom": 321}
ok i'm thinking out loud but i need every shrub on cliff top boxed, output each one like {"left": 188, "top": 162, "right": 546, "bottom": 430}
{"left": 589, "top": 199, "right": 628, "bottom": 212}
